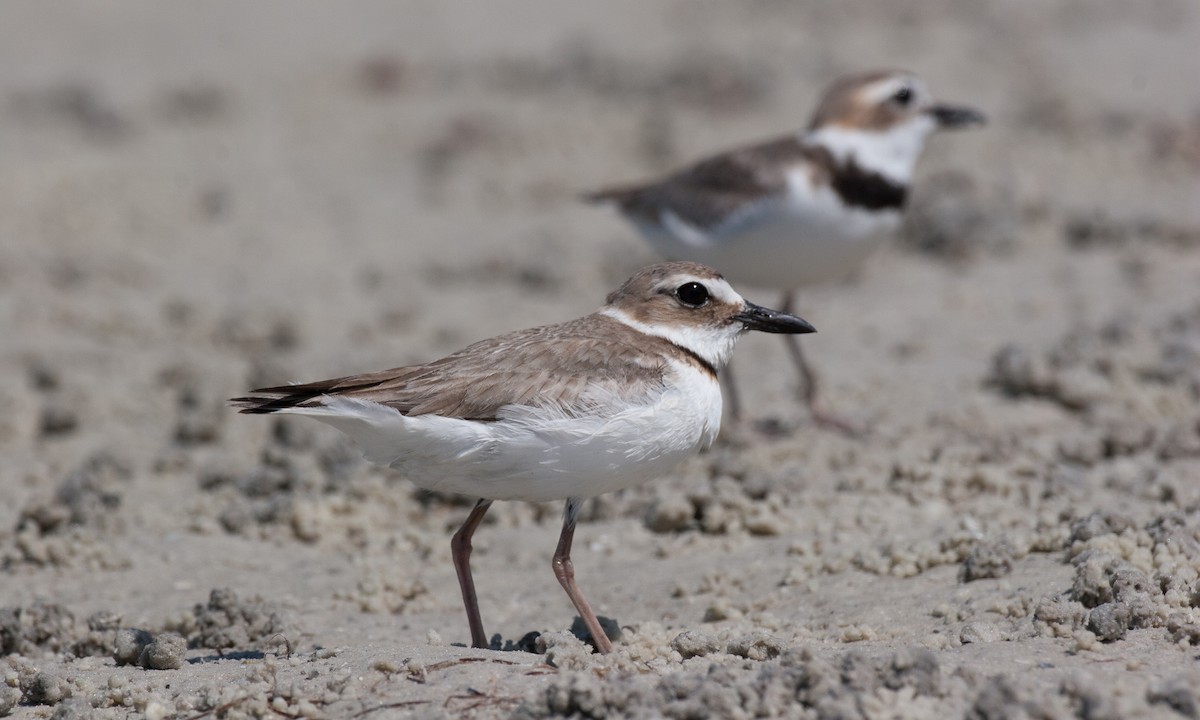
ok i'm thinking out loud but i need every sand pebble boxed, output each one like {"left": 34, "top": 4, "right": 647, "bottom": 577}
{"left": 726, "top": 631, "right": 785, "bottom": 661}
{"left": 959, "top": 622, "right": 1003, "bottom": 644}
{"left": 670, "top": 629, "right": 720, "bottom": 659}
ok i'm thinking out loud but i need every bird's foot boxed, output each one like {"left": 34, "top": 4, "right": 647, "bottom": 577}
{"left": 809, "top": 403, "right": 866, "bottom": 438}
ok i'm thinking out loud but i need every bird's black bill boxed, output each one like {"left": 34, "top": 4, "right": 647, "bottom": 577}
{"left": 735, "top": 301, "right": 816, "bottom": 335}
{"left": 928, "top": 104, "right": 986, "bottom": 128}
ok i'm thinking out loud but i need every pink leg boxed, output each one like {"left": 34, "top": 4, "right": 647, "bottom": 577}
{"left": 450, "top": 499, "right": 493, "bottom": 649}
{"left": 780, "top": 290, "right": 861, "bottom": 436}
{"left": 720, "top": 359, "right": 744, "bottom": 422}
{"left": 552, "top": 499, "right": 613, "bottom": 654}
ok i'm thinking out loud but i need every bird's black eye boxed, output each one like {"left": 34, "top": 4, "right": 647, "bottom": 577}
{"left": 892, "top": 86, "right": 913, "bottom": 106}
{"left": 675, "top": 282, "right": 710, "bottom": 307}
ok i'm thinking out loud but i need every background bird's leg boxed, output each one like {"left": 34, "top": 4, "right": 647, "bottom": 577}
{"left": 450, "top": 498, "right": 494, "bottom": 649}
{"left": 552, "top": 497, "right": 614, "bottom": 654}
{"left": 720, "top": 360, "right": 743, "bottom": 422}
{"left": 780, "top": 290, "right": 860, "bottom": 436}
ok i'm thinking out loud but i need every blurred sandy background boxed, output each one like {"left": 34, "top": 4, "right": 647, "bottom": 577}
{"left": 1, "top": 2, "right": 1199, "bottom": 717}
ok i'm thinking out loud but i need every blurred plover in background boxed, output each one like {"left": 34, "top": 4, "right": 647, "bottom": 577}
{"left": 586, "top": 70, "right": 984, "bottom": 432}
{"left": 233, "top": 261, "right": 815, "bottom": 653}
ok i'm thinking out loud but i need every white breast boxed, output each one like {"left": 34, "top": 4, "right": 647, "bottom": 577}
{"left": 297, "top": 360, "right": 722, "bottom": 502}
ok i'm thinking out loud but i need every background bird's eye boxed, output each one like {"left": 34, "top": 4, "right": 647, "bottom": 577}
{"left": 675, "top": 281, "right": 710, "bottom": 307}
{"left": 892, "top": 86, "right": 913, "bottom": 106}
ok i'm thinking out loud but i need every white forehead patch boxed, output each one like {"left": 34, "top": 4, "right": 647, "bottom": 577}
{"left": 655, "top": 273, "right": 744, "bottom": 308}
{"left": 861, "top": 74, "right": 926, "bottom": 106}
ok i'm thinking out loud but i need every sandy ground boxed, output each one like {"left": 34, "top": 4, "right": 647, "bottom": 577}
{"left": 2, "top": 1, "right": 1200, "bottom": 718}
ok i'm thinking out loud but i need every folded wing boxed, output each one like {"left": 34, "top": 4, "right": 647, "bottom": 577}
{"left": 230, "top": 316, "right": 670, "bottom": 421}
{"left": 585, "top": 135, "right": 816, "bottom": 237}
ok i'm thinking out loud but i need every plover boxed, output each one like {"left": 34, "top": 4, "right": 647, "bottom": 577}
{"left": 232, "top": 261, "right": 814, "bottom": 654}
{"left": 585, "top": 70, "right": 984, "bottom": 431}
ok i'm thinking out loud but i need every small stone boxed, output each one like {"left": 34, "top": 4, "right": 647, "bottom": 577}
{"left": 1167, "top": 614, "right": 1200, "bottom": 646}
{"left": 113, "top": 628, "right": 153, "bottom": 666}
{"left": 139, "top": 632, "right": 186, "bottom": 669}
{"left": 726, "top": 631, "right": 785, "bottom": 661}
{"left": 0, "top": 686, "right": 19, "bottom": 716}
{"left": 372, "top": 659, "right": 401, "bottom": 674}
{"left": 670, "top": 630, "right": 721, "bottom": 659}
{"left": 744, "top": 506, "right": 785, "bottom": 537}
{"left": 1109, "top": 566, "right": 1158, "bottom": 605}
{"left": 144, "top": 700, "right": 171, "bottom": 720}
{"left": 1072, "top": 555, "right": 1116, "bottom": 608}
{"left": 1073, "top": 629, "right": 1100, "bottom": 652}
{"left": 840, "top": 624, "right": 878, "bottom": 642}
{"left": 959, "top": 622, "right": 1003, "bottom": 644}
{"left": 26, "top": 672, "right": 70, "bottom": 705}
{"left": 1069, "top": 512, "right": 1135, "bottom": 544}
{"left": 1087, "top": 603, "right": 1130, "bottom": 642}
{"left": 960, "top": 539, "right": 1014, "bottom": 582}
{"left": 702, "top": 598, "right": 742, "bottom": 622}
{"left": 989, "top": 345, "right": 1053, "bottom": 398}
{"left": 537, "top": 631, "right": 593, "bottom": 670}
{"left": 50, "top": 698, "right": 91, "bottom": 720}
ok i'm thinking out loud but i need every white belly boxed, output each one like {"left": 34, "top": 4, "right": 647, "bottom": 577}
{"left": 635, "top": 182, "right": 901, "bottom": 290}
{"left": 298, "top": 365, "right": 723, "bottom": 502}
